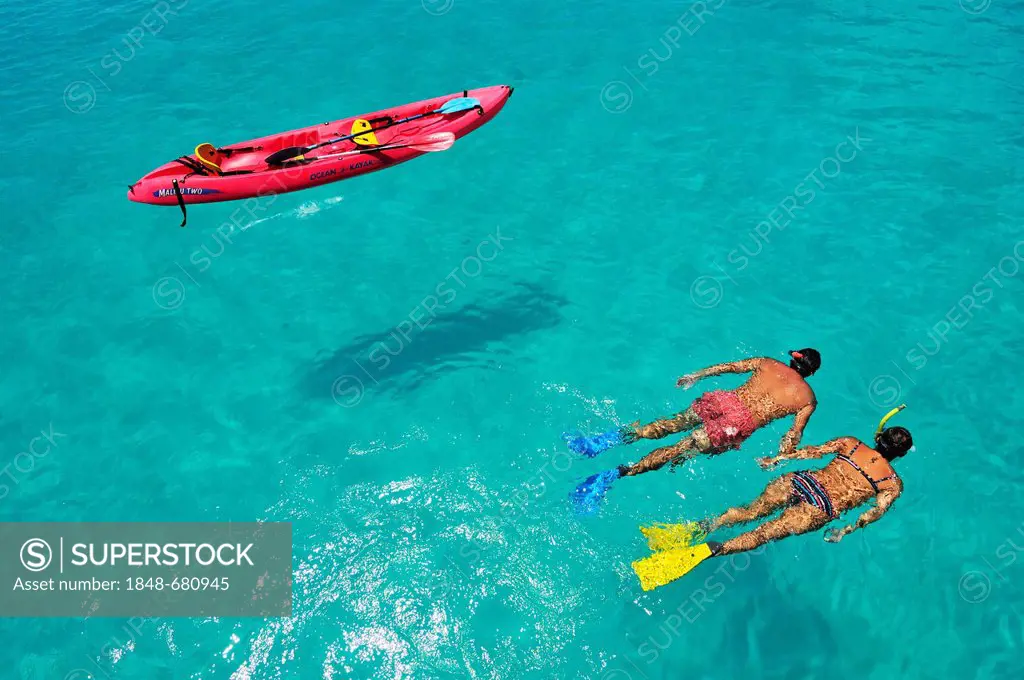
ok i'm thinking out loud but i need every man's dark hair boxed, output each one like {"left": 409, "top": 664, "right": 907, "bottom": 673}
{"left": 789, "top": 348, "right": 821, "bottom": 377}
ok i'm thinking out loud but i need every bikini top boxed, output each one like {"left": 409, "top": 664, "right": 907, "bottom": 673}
{"left": 835, "top": 441, "right": 898, "bottom": 494}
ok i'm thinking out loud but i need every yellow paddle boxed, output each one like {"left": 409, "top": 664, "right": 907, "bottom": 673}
{"left": 264, "top": 96, "right": 480, "bottom": 165}
{"left": 350, "top": 119, "right": 378, "bottom": 146}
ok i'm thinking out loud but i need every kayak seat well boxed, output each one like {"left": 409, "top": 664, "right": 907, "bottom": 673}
{"left": 219, "top": 150, "right": 265, "bottom": 174}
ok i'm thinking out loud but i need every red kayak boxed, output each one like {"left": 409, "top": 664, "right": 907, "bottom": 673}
{"left": 128, "top": 85, "right": 513, "bottom": 224}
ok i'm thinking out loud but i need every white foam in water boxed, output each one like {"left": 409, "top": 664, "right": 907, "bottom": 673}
{"left": 230, "top": 194, "right": 345, "bottom": 231}
{"left": 295, "top": 201, "right": 321, "bottom": 218}
{"left": 542, "top": 382, "right": 620, "bottom": 422}
{"left": 347, "top": 427, "right": 429, "bottom": 457}
{"left": 243, "top": 215, "right": 276, "bottom": 229}
{"left": 295, "top": 195, "right": 344, "bottom": 219}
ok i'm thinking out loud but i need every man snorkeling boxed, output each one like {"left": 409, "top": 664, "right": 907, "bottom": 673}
{"left": 624, "top": 348, "right": 821, "bottom": 474}
{"left": 567, "top": 349, "right": 821, "bottom": 513}
{"left": 631, "top": 406, "right": 913, "bottom": 590}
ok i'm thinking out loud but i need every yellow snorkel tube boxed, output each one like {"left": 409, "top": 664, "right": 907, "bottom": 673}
{"left": 875, "top": 404, "right": 906, "bottom": 439}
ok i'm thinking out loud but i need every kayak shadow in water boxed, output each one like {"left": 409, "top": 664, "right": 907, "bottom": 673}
{"left": 309, "top": 282, "right": 566, "bottom": 402}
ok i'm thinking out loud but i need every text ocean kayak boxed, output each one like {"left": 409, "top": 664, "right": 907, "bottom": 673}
{"left": 127, "top": 85, "right": 513, "bottom": 221}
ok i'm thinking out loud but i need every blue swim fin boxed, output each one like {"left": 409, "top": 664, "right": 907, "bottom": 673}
{"left": 563, "top": 429, "right": 625, "bottom": 458}
{"left": 570, "top": 468, "right": 622, "bottom": 515}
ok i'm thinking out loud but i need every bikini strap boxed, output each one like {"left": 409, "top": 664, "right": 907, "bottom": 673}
{"left": 835, "top": 442, "right": 860, "bottom": 467}
{"left": 836, "top": 443, "right": 882, "bottom": 494}
{"left": 874, "top": 474, "right": 900, "bottom": 490}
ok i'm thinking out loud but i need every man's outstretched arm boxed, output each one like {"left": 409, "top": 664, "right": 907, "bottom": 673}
{"left": 677, "top": 358, "right": 765, "bottom": 388}
{"left": 758, "top": 436, "right": 845, "bottom": 469}
{"left": 776, "top": 403, "right": 816, "bottom": 456}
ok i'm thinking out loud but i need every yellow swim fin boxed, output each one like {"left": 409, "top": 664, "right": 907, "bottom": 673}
{"left": 640, "top": 521, "right": 707, "bottom": 552}
{"left": 632, "top": 543, "right": 714, "bottom": 591}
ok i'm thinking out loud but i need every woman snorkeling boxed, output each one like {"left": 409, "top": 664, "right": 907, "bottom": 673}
{"left": 633, "top": 406, "right": 914, "bottom": 590}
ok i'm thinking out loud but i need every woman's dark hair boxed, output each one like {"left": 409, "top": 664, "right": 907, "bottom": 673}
{"left": 876, "top": 426, "right": 913, "bottom": 461}
{"left": 789, "top": 348, "right": 821, "bottom": 377}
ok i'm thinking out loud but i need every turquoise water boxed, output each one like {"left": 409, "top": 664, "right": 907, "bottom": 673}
{"left": 2, "top": 0, "right": 1023, "bottom": 677}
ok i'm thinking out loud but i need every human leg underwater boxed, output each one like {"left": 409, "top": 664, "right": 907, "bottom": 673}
{"left": 631, "top": 504, "right": 828, "bottom": 590}
{"left": 631, "top": 477, "right": 829, "bottom": 589}
{"left": 636, "top": 475, "right": 792, "bottom": 553}
{"left": 708, "top": 475, "right": 795, "bottom": 530}
{"left": 713, "top": 503, "right": 829, "bottom": 555}
{"left": 569, "top": 410, "right": 710, "bottom": 512}
{"left": 618, "top": 429, "right": 713, "bottom": 477}
{"left": 564, "top": 408, "right": 701, "bottom": 458}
